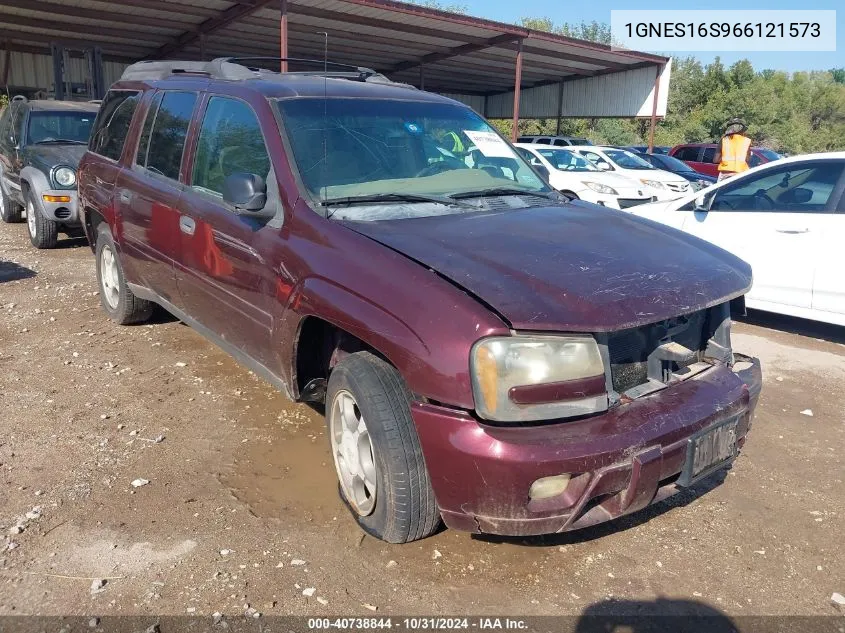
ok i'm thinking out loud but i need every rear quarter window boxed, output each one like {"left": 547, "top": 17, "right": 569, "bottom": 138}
{"left": 701, "top": 147, "right": 717, "bottom": 163}
{"left": 89, "top": 90, "right": 141, "bottom": 161}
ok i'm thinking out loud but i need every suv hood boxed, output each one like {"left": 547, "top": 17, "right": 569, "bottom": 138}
{"left": 25, "top": 144, "right": 87, "bottom": 168}
{"left": 343, "top": 203, "right": 751, "bottom": 332}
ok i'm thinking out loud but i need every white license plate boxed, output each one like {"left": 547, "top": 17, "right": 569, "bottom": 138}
{"left": 678, "top": 418, "right": 738, "bottom": 486}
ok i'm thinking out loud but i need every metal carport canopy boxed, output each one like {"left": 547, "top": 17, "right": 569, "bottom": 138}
{"left": 0, "top": 0, "right": 671, "bottom": 139}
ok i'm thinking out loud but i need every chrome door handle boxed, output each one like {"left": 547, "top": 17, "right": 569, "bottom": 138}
{"left": 775, "top": 228, "right": 809, "bottom": 234}
{"left": 118, "top": 190, "right": 131, "bottom": 204}
{"left": 179, "top": 215, "right": 196, "bottom": 236}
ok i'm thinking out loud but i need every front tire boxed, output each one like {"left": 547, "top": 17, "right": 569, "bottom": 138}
{"left": 327, "top": 352, "right": 440, "bottom": 543}
{"left": 95, "top": 224, "right": 153, "bottom": 325}
{"left": 0, "top": 187, "right": 23, "bottom": 223}
{"left": 26, "top": 192, "right": 58, "bottom": 249}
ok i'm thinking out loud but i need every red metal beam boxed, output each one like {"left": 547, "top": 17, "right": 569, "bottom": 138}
{"left": 151, "top": 0, "right": 277, "bottom": 60}
{"left": 0, "top": 0, "right": 198, "bottom": 29}
{"left": 391, "top": 33, "right": 520, "bottom": 73}
{"left": 511, "top": 39, "right": 523, "bottom": 142}
{"left": 0, "top": 12, "right": 160, "bottom": 42}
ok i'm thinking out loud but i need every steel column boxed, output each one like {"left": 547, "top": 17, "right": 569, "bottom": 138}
{"left": 280, "top": 0, "right": 288, "bottom": 72}
{"left": 647, "top": 64, "right": 663, "bottom": 153}
{"left": 510, "top": 38, "right": 523, "bottom": 142}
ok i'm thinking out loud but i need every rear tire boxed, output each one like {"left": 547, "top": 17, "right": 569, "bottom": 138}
{"left": 95, "top": 224, "right": 153, "bottom": 325}
{"left": 26, "top": 192, "right": 58, "bottom": 249}
{"left": 1, "top": 187, "right": 23, "bottom": 223}
{"left": 327, "top": 352, "right": 440, "bottom": 543}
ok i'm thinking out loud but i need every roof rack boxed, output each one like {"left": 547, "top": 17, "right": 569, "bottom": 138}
{"left": 120, "top": 57, "right": 415, "bottom": 89}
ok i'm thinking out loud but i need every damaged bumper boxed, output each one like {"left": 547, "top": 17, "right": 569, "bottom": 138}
{"left": 413, "top": 356, "right": 761, "bottom": 537}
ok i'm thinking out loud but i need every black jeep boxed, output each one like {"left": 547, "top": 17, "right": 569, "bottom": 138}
{"left": 0, "top": 96, "right": 99, "bottom": 248}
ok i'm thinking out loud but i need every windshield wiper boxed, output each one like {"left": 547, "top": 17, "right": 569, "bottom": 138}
{"left": 449, "top": 187, "right": 557, "bottom": 200}
{"left": 321, "top": 192, "right": 475, "bottom": 210}
{"left": 33, "top": 139, "right": 87, "bottom": 145}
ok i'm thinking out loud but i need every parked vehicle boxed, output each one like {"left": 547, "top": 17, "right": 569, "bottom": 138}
{"left": 631, "top": 151, "right": 717, "bottom": 191}
{"left": 517, "top": 135, "right": 593, "bottom": 146}
{"left": 625, "top": 145, "right": 670, "bottom": 155}
{"left": 0, "top": 96, "right": 99, "bottom": 248}
{"left": 79, "top": 58, "right": 761, "bottom": 543}
{"left": 515, "top": 143, "right": 652, "bottom": 208}
{"left": 670, "top": 143, "right": 782, "bottom": 178}
{"left": 569, "top": 146, "right": 691, "bottom": 200}
{"left": 631, "top": 153, "right": 845, "bottom": 326}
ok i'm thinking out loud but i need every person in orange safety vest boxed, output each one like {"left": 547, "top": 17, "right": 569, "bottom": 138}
{"left": 713, "top": 117, "right": 752, "bottom": 181}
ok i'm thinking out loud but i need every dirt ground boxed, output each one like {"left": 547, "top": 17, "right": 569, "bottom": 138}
{"left": 1, "top": 223, "right": 844, "bottom": 620}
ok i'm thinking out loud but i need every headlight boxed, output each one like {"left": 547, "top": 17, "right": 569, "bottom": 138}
{"left": 53, "top": 167, "right": 76, "bottom": 187}
{"left": 640, "top": 179, "right": 665, "bottom": 189}
{"left": 582, "top": 181, "right": 618, "bottom": 195}
{"left": 470, "top": 335, "right": 607, "bottom": 422}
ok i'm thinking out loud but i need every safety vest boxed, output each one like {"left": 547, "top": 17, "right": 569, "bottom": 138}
{"left": 718, "top": 134, "right": 751, "bottom": 173}
{"left": 445, "top": 131, "right": 465, "bottom": 155}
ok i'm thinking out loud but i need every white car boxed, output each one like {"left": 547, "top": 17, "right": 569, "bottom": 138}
{"left": 630, "top": 152, "right": 845, "bottom": 326}
{"left": 514, "top": 144, "right": 653, "bottom": 210}
{"left": 569, "top": 146, "right": 691, "bottom": 201}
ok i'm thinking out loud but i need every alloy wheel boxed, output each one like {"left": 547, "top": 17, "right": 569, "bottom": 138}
{"left": 329, "top": 390, "right": 377, "bottom": 516}
{"left": 100, "top": 245, "right": 120, "bottom": 310}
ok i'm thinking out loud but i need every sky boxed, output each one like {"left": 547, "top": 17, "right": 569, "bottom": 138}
{"left": 457, "top": 0, "right": 844, "bottom": 72}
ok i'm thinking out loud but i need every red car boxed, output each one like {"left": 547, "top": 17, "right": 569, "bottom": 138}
{"left": 78, "top": 58, "right": 762, "bottom": 543}
{"left": 670, "top": 143, "right": 782, "bottom": 177}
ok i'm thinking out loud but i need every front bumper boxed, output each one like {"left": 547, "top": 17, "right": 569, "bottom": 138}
{"left": 413, "top": 356, "right": 761, "bottom": 537}
{"left": 38, "top": 189, "right": 79, "bottom": 223}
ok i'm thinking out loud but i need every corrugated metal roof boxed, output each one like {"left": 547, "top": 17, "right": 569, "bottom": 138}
{"left": 0, "top": 0, "right": 669, "bottom": 118}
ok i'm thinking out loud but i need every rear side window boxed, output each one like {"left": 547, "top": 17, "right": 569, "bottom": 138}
{"left": 144, "top": 91, "right": 197, "bottom": 181}
{"left": 135, "top": 92, "right": 164, "bottom": 166}
{"left": 192, "top": 96, "right": 270, "bottom": 197}
{"left": 89, "top": 90, "right": 140, "bottom": 161}
{"left": 701, "top": 147, "right": 717, "bottom": 163}
{"left": 552, "top": 139, "right": 569, "bottom": 146}
{"left": 674, "top": 147, "right": 699, "bottom": 162}
{"left": 535, "top": 138, "right": 551, "bottom": 145}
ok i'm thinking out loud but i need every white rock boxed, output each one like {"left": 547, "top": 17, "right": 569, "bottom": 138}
{"left": 7, "top": 542, "right": 19, "bottom": 551}
{"left": 775, "top": 376, "right": 784, "bottom": 382}
{"left": 362, "top": 603, "right": 378, "bottom": 612}
{"left": 386, "top": 560, "right": 398, "bottom": 569}
{"left": 317, "top": 597, "right": 328, "bottom": 605}
{"left": 800, "top": 409, "right": 814, "bottom": 417}
{"left": 220, "top": 549, "right": 232, "bottom": 556}
{"left": 34, "top": 490, "right": 43, "bottom": 497}
{"left": 432, "top": 549, "right": 442, "bottom": 560}
{"left": 90, "top": 578, "right": 107, "bottom": 594}
{"left": 302, "top": 587, "right": 316, "bottom": 597}
{"left": 832, "top": 593, "right": 845, "bottom": 611}
{"left": 290, "top": 559, "right": 306, "bottom": 566}
{"left": 175, "top": 362, "right": 187, "bottom": 368}
{"left": 129, "top": 430, "right": 139, "bottom": 436}
{"left": 212, "top": 613, "right": 223, "bottom": 624}
{"left": 186, "top": 607, "right": 196, "bottom": 614}
{"left": 275, "top": 562, "right": 284, "bottom": 568}
{"left": 131, "top": 478, "right": 149, "bottom": 488}
{"left": 88, "top": 617, "right": 99, "bottom": 628}
{"left": 25, "top": 507, "right": 41, "bottom": 520}
{"left": 9, "top": 526, "right": 23, "bottom": 535}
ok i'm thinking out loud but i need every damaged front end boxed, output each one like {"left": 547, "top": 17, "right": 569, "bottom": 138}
{"left": 412, "top": 301, "right": 762, "bottom": 538}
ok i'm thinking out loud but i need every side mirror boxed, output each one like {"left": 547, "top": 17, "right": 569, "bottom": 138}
{"left": 534, "top": 164, "right": 550, "bottom": 182}
{"left": 780, "top": 187, "right": 812, "bottom": 204}
{"left": 223, "top": 173, "right": 268, "bottom": 214}
{"left": 694, "top": 195, "right": 708, "bottom": 212}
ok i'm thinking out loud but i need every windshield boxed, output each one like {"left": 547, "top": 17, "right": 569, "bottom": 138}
{"left": 649, "top": 153, "right": 693, "bottom": 172}
{"left": 27, "top": 111, "right": 95, "bottom": 144}
{"left": 276, "top": 98, "right": 548, "bottom": 210}
{"left": 536, "top": 149, "right": 597, "bottom": 172}
{"left": 603, "top": 149, "right": 655, "bottom": 170}
{"left": 756, "top": 148, "right": 782, "bottom": 161}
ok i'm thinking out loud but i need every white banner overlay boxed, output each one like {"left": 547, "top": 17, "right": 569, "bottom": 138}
{"left": 611, "top": 10, "right": 836, "bottom": 52}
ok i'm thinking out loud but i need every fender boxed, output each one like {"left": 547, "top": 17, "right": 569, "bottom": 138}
{"left": 277, "top": 276, "right": 477, "bottom": 408}
{"left": 19, "top": 166, "right": 51, "bottom": 198}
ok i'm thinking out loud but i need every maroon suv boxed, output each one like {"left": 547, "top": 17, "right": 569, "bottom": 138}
{"left": 78, "top": 58, "right": 762, "bottom": 543}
